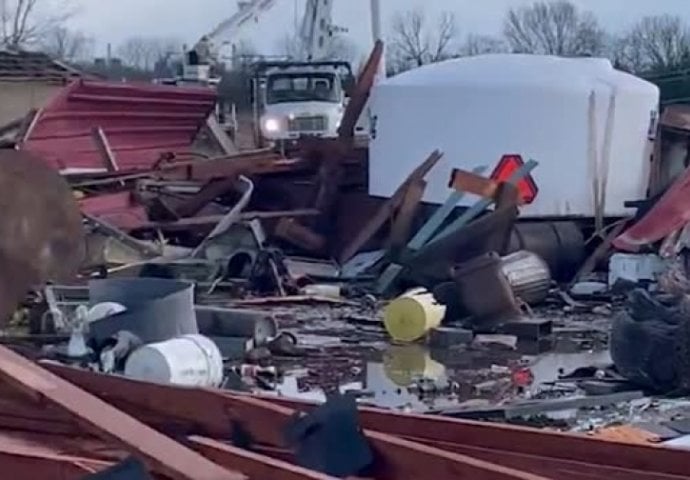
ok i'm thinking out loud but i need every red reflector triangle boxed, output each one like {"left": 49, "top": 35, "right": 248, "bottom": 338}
{"left": 489, "top": 154, "right": 538, "bottom": 204}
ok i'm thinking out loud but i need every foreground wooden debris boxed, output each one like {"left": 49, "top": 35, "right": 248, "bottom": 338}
{"left": 20, "top": 361, "right": 689, "bottom": 480}
{"left": 0, "top": 344, "right": 684, "bottom": 479}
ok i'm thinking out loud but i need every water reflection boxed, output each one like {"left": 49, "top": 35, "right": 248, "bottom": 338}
{"left": 273, "top": 341, "right": 615, "bottom": 417}
{"left": 365, "top": 344, "right": 451, "bottom": 412}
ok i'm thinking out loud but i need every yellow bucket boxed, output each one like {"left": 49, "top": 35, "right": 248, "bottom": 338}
{"left": 383, "top": 288, "right": 446, "bottom": 343}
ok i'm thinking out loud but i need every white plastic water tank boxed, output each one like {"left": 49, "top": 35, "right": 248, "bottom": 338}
{"left": 368, "top": 54, "right": 660, "bottom": 217}
{"left": 124, "top": 334, "right": 223, "bottom": 388}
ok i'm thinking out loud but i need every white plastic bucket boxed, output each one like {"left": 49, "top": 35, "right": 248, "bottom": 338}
{"left": 124, "top": 334, "right": 223, "bottom": 387}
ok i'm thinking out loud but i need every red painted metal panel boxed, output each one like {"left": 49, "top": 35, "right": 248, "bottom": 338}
{"left": 614, "top": 167, "right": 690, "bottom": 251}
{"left": 22, "top": 80, "right": 217, "bottom": 173}
{"left": 78, "top": 192, "right": 149, "bottom": 231}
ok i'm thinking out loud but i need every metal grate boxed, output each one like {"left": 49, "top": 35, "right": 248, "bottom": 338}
{"left": 288, "top": 115, "right": 327, "bottom": 132}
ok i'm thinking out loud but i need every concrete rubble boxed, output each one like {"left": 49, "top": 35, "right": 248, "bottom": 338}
{"left": 2, "top": 43, "right": 690, "bottom": 479}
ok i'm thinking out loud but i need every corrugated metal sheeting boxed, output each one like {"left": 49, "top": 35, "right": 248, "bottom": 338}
{"left": 22, "top": 80, "right": 217, "bottom": 173}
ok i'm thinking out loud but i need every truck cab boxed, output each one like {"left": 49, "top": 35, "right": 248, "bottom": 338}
{"left": 252, "top": 61, "right": 354, "bottom": 149}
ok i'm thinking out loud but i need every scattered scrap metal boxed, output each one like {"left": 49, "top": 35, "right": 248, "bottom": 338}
{"left": 5, "top": 39, "right": 690, "bottom": 480}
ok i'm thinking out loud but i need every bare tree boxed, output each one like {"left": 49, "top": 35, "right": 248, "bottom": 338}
{"left": 277, "top": 32, "right": 359, "bottom": 64}
{"left": 503, "top": 1, "right": 605, "bottom": 56}
{"left": 459, "top": 34, "right": 508, "bottom": 57}
{"left": 616, "top": 15, "right": 690, "bottom": 72}
{"left": 1, "top": 0, "right": 75, "bottom": 48}
{"left": 41, "top": 26, "right": 93, "bottom": 62}
{"left": 117, "top": 37, "right": 146, "bottom": 69}
{"left": 117, "top": 36, "right": 181, "bottom": 71}
{"left": 388, "top": 9, "right": 458, "bottom": 72}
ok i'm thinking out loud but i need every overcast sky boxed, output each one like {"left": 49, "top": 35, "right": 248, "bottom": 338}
{"left": 67, "top": 0, "right": 690, "bottom": 58}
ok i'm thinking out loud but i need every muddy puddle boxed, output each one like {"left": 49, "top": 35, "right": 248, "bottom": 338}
{"left": 248, "top": 304, "right": 635, "bottom": 429}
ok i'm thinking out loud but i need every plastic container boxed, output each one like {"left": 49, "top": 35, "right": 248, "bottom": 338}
{"left": 124, "top": 334, "right": 223, "bottom": 387}
{"left": 301, "top": 284, "right": 343, "bottom": 299}
{"left": 370, "top": 54, "right": 659, "bottom": 218}
{"left": 609, "top": 253, "right": 667, "bottom": 287}
{"left": 383, "top": 288, "right": 446, "bottom": 342}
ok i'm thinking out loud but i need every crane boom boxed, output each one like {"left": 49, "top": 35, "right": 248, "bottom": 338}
{"left": 183, "top": 0, "right": 383, "bottom": 85}
{"left": 206, "top": 0, "right": 278, "bottom": 45}
{"left": 299, "top": 0, "right": 341, "bottom": 61}
{"left": 189, "top": 0, "right": 278, "bottom": 70}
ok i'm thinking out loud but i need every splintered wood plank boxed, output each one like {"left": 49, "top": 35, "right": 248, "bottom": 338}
{"left": 339, "top": 150, "right": 443, "bottom": 263}
{"left": 387, "top": 178, "right": 426, "bottom": 251}
{"left": 47, "top": 363, "right": 551, "bottom": 480}
{"left": 0, "top": 348, "right": 243, "bottom": 480}
{"left": 189, "top": 436, "right": 338, "bottom": 480}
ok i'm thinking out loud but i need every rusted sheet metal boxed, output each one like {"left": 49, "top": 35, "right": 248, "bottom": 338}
{"left": 46, "top": 363, "right": 550, "bottom": 480}
{"left": 0, "top": 350, "right": 243, "bottom": 480}
{"left": 614, "top": 165, "right": 690, "bottom": 251}
{"left": 78, "top": 191, "right": 149, "bottom": 231}
{"left": 22, "top": 80, "right": 217, "bottom": 173}
{"left": 0, "top": 150, "right": 84, "bottom": 325}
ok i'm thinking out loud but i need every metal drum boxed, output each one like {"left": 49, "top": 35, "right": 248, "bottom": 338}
{"left": 501, "top": 251, "right": 552, "bottom": 305}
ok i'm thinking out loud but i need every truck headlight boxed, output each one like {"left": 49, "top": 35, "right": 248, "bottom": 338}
{"left": 263, "top": 117, "right": 281, "bottom": 133}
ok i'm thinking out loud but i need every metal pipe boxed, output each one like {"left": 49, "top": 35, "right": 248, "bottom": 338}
{"left": 370, "top": 0, "right": 385, "bottom": 78}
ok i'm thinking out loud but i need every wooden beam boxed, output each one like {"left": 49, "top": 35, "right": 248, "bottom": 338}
{"left": 45, "top": 364, "right": 550, "bottom": 480}
{"left": 570, "top": 219, "right": 629, "bottom": 286}
{"left": 15, "top": 109, "right": 39, "bottom": 144}
{"left": 206, "top": 115, "right": 239, "bottom": 155}
{"left": 388, "top": 178, "right": 426, "bottom": 251}
{"left": 91, "top": 127, "right": 120, "bottom": 172}
{"left": 274, "top": 218, "right": 327, "bottom": 253}
{"left": 174, "top": 177, "right": 239, "bottom": 218}
{"left": 338, "top": 40, "right": 384, "bottom": 140}
{"left": 338, "top": 150, "right": 443, "bottom": 263}
{"left": 261, "top": 395, "right": 690, "bottom": 480}
{"left": 188, "top": 436, "right": 338, "bottom": 480}
{"left": 0, "top": 348, "right": 243, "bottom": 480}
{"left": 133, "top": 209, "right": 321, "bottom": 232}
{"left": 0, "top": 447, "right": 107, "bottom": 479}
{"left": 406, "top": 439, "right": 683, "bottom": 480}
{"left": 448, "top": 168, "right": 498, "bottom": 199}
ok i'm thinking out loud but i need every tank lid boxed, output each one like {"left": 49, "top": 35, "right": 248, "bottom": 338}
{"left": 383, "top": 54, "right": 654, "bottom": 90}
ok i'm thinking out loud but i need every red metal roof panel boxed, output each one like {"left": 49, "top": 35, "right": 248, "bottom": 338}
{"left": 22, "top": 80, "right": 217, "bottom": 173}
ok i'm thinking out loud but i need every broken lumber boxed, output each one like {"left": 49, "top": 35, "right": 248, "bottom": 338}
{"left": 189, "top": 436, "right": 338, "bottom": 480}
{"left": 46, "top": 364, "right": 549, "bottom": 480}
{"left": 388, "top": 178, "right": 426, "bottom": 251}
{"left": 339, "top": 149, "right": 443, "bottom": 263}
{"left": 448, "top": 168, "right": 498, "bottom": 199}
{"left": 0, "top": 349, "right": 242, "bottom": 480}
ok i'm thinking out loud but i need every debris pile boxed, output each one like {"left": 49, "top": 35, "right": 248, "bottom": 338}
{"left": 4, "top": 41, "right": 690, "bottom": 478}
